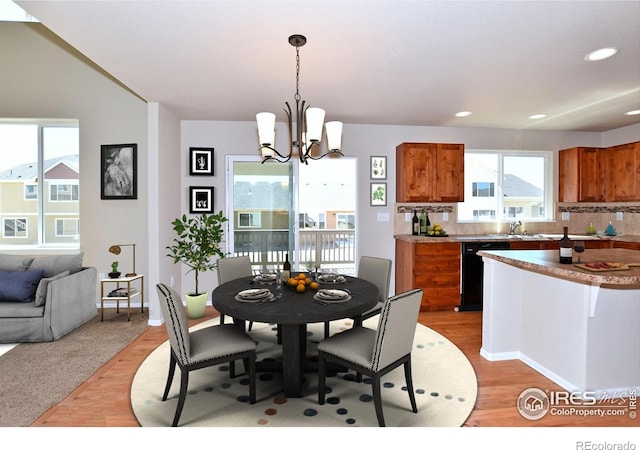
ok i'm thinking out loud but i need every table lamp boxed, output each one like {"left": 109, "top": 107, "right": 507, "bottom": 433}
{"left": 108, "top": 243, "right": 136, "bottom": 277}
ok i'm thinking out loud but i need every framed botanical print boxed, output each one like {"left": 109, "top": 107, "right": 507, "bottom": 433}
{"left": 370, "top": 156, "right": 386, "bottom": 180}
{"left": 370, "top": 182, "right": 387, "bottom": 206}
{"left": 189, "top": 186, "right": 214, "bottom": 213}
{"left": 101, "top": 144, "right": 137, "bottom": 199}
{"left": 189, "top": 147, "right": 214, "bottom": 176}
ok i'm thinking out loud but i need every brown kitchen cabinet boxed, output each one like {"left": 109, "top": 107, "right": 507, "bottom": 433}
{"left": 606, "top": 142, "right": 640, "bottom": 202}
{"left": 396, "top": 240, "right": 460, "bottom": 311}
{"left": 396, "top": 142, "right": 464, "bottom": 202}
{"left": 613, "top": 241, "right": 640, "bottom": 250}
{"left": 558, "top": 147, "right": 606, "bottom": 202}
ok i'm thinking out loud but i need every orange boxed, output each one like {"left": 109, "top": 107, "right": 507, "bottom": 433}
{"left": 304, "top": 278, "right": 312, "bottom": 286}
{"left": 310, "top": 281, "right": 319, "bottom": 290}
{"left": 296, "top": 283, "right": 306, "bottom": 293}
{"left": 288, "top": 278, "right": 298, "bottom": 286}
{"left": 297, "top": 273, "right": 306, "bottom": 280}
{"left": 297, "top": 279, "right": 305, "bottom": 285}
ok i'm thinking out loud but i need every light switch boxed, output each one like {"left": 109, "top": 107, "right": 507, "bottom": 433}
{"left": 561, "top": 212, "right": 570, "bottom": 220}
{"left": 443, "top": 212, "right": 449, "bottom": 221}
{"left": 405, "top": 213, "right": 411, "bottom": 222}
{"left": 377, "top": 212, "right": 390, "bottom": 222}
{"left": 616, "top": 211, "right": 623, "bottom": 221}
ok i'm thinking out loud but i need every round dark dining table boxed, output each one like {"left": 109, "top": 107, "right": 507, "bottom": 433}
{"left": 212, "top": 274, "right": 378, "bottom": 398}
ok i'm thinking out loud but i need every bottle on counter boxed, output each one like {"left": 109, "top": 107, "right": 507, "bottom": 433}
{"left": 420, "top": 210, "right": 428, "bottom": 235}
{"left": 412, "top": 210, "right": 420, "bottom": 235}
{"left": 426, "top": 212, "right": 431, "bottom": 230}
{"left": 559, "top": 226, "right": 573, "bottom": 264}
{"left": 282, "top": 254, "right": 291, "bottom": 281}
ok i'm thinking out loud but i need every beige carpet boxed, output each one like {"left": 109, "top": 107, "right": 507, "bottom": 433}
{"left": 0, "top": 309, "right": 149, "bottom": 427}
{"left": 131, "top": 317, "right": 477, "bottom": 427}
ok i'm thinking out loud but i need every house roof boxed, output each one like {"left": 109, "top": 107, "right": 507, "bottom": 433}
{"left": 0, "top": 155, "right": 79, "bottom": 181}
{"left": 503, "top": 174, "right": 543, "bottom": 198}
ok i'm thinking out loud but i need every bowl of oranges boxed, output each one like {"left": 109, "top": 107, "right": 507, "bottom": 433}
{"left": 287, "top": 273, "right": 319, "bottom": 293}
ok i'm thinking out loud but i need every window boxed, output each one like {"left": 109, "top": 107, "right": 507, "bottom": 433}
{"left": 3, "top": 218, "right": 27, "bottom": 238}
{"left": 472, "top": 182, "right": 495, "bottom": 197}
{"left": 238, "top": 212, "right": 261, "bottom": 228}
{"left": 0, "top": 121, "right": 79, "bottom": 247}
{"left": 55, "top": 218, "right": 79, "bottom": 237}
{"left": 50, "top": 183, "right": 79, "bottom": 201}
{"left": 459, "top": 150, "right": 552, "bottom": 222}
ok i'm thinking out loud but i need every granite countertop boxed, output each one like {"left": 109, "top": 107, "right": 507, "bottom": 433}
{"left": 394, "top": 234, "right": 640, "bottom": 244}
{"left": 476, "top": 248, "right": 640, "bottom": 286}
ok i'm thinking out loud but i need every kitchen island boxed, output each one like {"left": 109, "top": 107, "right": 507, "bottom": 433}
{"left": 477, "top": 248, "right": 639, "bottom": 396}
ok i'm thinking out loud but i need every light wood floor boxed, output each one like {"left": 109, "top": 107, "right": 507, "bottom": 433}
{"left": 31, "top": 308, "right": 635, "bottom": 427}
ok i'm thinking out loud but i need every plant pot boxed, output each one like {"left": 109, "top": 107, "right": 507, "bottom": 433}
{"left": 185, "top": 292, "right": 208, "bottom": 319}
{"left": 108, "top": 272, "right": 121, "bottom": 279}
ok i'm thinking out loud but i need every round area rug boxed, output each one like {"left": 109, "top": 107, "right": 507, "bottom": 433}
{"left": 131, "top": 318, "right": 477, "bottom": 427}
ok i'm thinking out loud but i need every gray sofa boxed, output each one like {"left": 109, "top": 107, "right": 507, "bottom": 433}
{"left": 0, "top": 253, "right": 97, "bottom": 343}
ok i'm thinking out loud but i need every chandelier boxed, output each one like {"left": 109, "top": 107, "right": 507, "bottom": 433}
{"left": 256, "top": 34, "right": 343, "bottom": 164}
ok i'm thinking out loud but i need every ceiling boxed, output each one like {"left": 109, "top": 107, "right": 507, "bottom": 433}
{"left": 15, "top": 0, "right": 640, "bottom": 133}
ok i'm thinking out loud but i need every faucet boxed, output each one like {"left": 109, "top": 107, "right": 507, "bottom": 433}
{"left": 509, "top": 221, "right": 522, "bottom": 235}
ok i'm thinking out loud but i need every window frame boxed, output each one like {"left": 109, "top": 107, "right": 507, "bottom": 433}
{"left": 459, "top": 149, "right": 553, "bottom": 223}
{"left": 3, "top": 218, "right": 28, "bottom": 238}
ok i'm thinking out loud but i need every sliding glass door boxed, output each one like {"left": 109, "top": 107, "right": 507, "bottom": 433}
{"left": 226, "top": 156, "right": 356, "bottom": 274}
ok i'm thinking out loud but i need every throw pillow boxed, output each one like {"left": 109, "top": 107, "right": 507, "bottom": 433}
{"left": 0, "top": 254, "right": 34, "bottom": 272}
{"left": 34, "top": 270, "right": 70, "bottom": 307}
{"left": 28, "top": 253, "right": 83, "bottom": 278}
{"left": 0, "top": 269, "right": 45, "bottom": 303}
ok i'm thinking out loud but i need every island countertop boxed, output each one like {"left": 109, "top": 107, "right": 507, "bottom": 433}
{"left": 477, "top": 248, "right": 640, "bottom": 286}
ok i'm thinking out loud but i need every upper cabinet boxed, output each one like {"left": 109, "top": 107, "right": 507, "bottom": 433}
{"left": 396, "top": 142, "right": 464, "bottom": 202}
{"left": 558, "top": 141, "right": 640, "bottom": 203}
{"left": 558, "top": 147, "right": 606, "bottom": 202}
{"left": 607, "top": 142, "right": 640, "bottom": 202}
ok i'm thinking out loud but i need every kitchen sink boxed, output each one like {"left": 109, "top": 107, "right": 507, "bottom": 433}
{"left": 537, "top": 233, "right": 601, "bottom": 240}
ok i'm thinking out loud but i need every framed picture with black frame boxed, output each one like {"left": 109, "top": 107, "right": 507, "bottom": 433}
{"left": 189, "top": 147, "right": 214, "bottom": 176}
{"left": 189, "top": 186, "right": 214, "bottom": 213}
{"left": 101, "top": 143, "right": 137, "bottom": 199}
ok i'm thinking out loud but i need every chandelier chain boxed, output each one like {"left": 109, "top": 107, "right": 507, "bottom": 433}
{"left": 295, "top": 45, "right": 301, "bottom": 102}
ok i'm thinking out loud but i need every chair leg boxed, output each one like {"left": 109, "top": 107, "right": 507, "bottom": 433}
{"left": 248, "top": 321, "right": 253, "bottom": 331}
{"left": 229, "top": 360, "right": 236, "bottom": 378}
{"left": 318, "top": 354, "right": 326, "bottom": 405}
{"left": 324, "top": 321, "right": 330, "bottom": 339}
{"left": 371, "top": 373, "right": 385, "bottom": 427}
{"left": 404, "top": 357, "right": 418, "bottom": 413}
{"left": 219, "top": 313, "right": 225, "bottom": 324}
{"left": 162, "top": 351, "right": 177, "bottom": 401}
{"left": 172, "top": 369, "right": 190, "bottom": 427}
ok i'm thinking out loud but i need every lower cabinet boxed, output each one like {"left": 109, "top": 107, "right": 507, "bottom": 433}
{"left": 395, "top": 240, "right": 460, "bottom": 311}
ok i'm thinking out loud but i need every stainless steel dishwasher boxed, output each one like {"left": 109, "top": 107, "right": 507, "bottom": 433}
{"left": 457, "top": 241, "right": 511, "bottom": 311}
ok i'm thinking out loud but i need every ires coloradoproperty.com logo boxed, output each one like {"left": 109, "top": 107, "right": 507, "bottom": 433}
{"left": 517, "top": 388, "right": 637, "bottom": 421}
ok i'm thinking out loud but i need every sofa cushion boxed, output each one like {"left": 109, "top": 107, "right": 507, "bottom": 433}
{"left": 34, "top": 270, "right": 70, "bottom": 307}
{"left": 0, "top": 269, "right": 45, "bottom": 302}
{"left": 28, "top": 253, "right": 83, "bottom": 278}
{"left": 0, "top": 254, "right": 33, "bottom": 272}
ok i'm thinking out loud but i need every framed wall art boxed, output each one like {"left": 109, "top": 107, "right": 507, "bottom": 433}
{"left": 370, "top": 156, "right": 386, "bottom": 180}
{"left": 189, "top": 186, "right": 214, "bottom": 213}
{"left": 370, "top": 182, "right": 387, "bottom": 206}
{"left": 101, "top": 143, "right": 137, "bottom": 199}
{"left": 189, "top": 147, "right": 214, "bottom": 176}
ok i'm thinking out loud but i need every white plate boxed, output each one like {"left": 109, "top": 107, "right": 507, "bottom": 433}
{"left": 237, "top": 288, "right": 270, "bottom": 299}
{"left": 235, "top": 292, "right": 275, "bottom": 303}
{"left": 316, "top": 289, "right": 350, "bottom": 301}
{"left": 318, "top": 274, "right": 346, "bottom": 283}
{"left": 255, "top": 273, "right": 277, "bottom": 282}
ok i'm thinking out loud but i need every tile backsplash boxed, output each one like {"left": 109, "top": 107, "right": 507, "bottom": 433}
{"left": 394, "top": 203, "right": 639, "bottom": 236}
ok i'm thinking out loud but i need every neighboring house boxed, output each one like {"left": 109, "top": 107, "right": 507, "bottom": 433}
{"left": 0, "top": 155, "right": 79, "bottom": 246}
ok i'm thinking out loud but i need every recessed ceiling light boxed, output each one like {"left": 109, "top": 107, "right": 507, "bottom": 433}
{"left": 625, "top": 110, "right": 640, "bottom": 116}
{"left": 584, "top": 47, "right": 618, "bottom": 61}
{"left": 455, "top": 111, "right": 472, "bottom": 117}
{"left": 529, "top": 114, "right": 547, "bottom": 119}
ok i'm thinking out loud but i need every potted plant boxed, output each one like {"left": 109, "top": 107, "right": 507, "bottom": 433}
{"left": 109, "top": 261, "right": 121, "bottom": 278}
{"left": 166, "top": 211, "right": 228, "bottom": 318}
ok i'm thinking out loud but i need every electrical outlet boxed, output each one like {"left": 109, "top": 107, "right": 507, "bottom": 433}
{"left": 561, "top": 212, "right": 570, "bottom": 221}
{"left": 405, "top": 212, "right": 411, "bottom": 222}
{"left": 616, "top": 211, "right": 623, "bottom": 221}
{"left": 99, "top": 272, "right": 105, "bottom": 280}
{"left": 443, "top": 212, "right": 449, "bottom": 221}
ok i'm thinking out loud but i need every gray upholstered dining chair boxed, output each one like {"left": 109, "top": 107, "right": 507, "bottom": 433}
{"left": 323, "top": 255, "right": 392, "bottom": 338}
{"left": 156, "top": 283, "right": 257, "bottom": 427}
{"left": 317, "top": 288, "right": 423, "bottom": 427}
{"left": 216, "top": 255, "right": 253, "bottom": 328}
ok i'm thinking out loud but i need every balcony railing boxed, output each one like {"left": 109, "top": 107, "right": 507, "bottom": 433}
{"left": 232, "top": 229, "right": 355, "bottom": 275}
